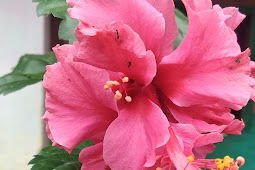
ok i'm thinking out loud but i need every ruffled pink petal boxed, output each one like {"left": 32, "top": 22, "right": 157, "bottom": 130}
{"left": 53, "top": 42, "right": 79, "bottom": 61}
{"left": 75, "top": 21, "right": 157, "bottom": 86}
{"left": 146, "top": 0, "right": 178, "bottom": 60}
{"left": 79, "top": 143, "right": 106, "bottom": 170}
{"left": 103, "top": 93, "right": 170, "bottom": 170}
{"left": 213, "top": 5, "right": 246, "bottom": 30}
{"left": 182, "top": 0, "right": 245, "bottom": 31}
{"left": 161, "top": 9, "right": 241, "bottom": 63}
{"left": 171, "top": 123, "right": 223, "bottom": 157}
{"left": 67, "top": 0, "right": 167, "bottom": 62}
{"left": 157, "top": 48, "right": 253, "bottom": 110}
{"left": 166, "top": 127, "right": 199, "bottom": 170}
{"left": 222, "top": 119, "right": 245, "bottom": 135}
{"left": 181, "top": 0, "right": 212, "bottom": 14}
{"left": 43, "top": 56, "right": 118, "bottom": 152}
{"left": 193, "top": 144, "right": 215, "bottom": 159}
{"left": 165, "top": 99, "right": 244, "bottom": 134}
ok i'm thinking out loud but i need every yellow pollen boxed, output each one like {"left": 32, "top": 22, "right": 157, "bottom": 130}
{"left": 125, "top": 96, "right": 132, "bottom": 102}
{"left": 106, "top": 80, "right": 114, "bottom": 86}
{"left": 215, "top": 158, "right": 222, "bottom": 165}
{"left": 104, "top": 85, "right": 110, "bottom": 90}
{"left": 155, "top": 168, "right": 162, "bottom": 170}
{"left": 224, "top": 156, "right": 232, "bottom": 162}
{"left": 114, "top": 90, "right": 122, "bottom": 100}
{"left": 104, "top": 80, "right": 120, "bottom": 90}
{"left": 113, "top": 80, "right": 120, "bottom": 85}
{"left": 122, "top": 77, "right": 129, "bottom": 83}
{"left": 216, "top": 163, "right": 224, "bottom": 170}
{"left": 187, "top": 156, "right": 194, "bottom": 162}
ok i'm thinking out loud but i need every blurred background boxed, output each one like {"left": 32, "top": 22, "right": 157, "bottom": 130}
{"left": 0, "top": 0, "right": 254, "bottom": 169}
{"left": 0, "top": 1, "right": 46, "bottom": 169}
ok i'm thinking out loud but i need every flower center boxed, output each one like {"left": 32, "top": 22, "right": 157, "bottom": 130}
{"left": 104, "top": 76, "right": 133, "bottom": 102}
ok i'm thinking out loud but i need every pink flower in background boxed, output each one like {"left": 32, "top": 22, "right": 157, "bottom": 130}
{"left": 43, "top": 0, "right": 254, "bottom": 169}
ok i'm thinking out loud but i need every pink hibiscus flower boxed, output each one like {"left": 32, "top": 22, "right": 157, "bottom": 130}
{"left": 43, "top": 0, "right": 254, "bottom": 169}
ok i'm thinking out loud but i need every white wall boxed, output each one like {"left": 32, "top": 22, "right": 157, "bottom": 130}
{"left": 0, "top": 1, "right": 46, "bottom": 169}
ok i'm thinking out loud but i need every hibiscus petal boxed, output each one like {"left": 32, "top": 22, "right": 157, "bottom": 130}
{"left": 79, "top": 143, "right": 106, "bottom": 170}
{"left": 182, "top": 0, "right": 245, "bottom": 31}
{"left": 222, "top": 119, "right": 245, "bottom": 135}
{"left": 53, "top": 42, "right": 79, "bottom": 61}
{"left": 161, "top": 9, "right": 241, "bottom": 63}
{"left": 103, "top": 94, "right": 170, "bottom": 169}
{"left": 181, "top": 0, "right": 212, "bottom": 14}
{"left": 75, "top": 21, "right": 157, "bottom": 86}
{"left": 146, "top": 0, "right": 178, "bottom": 60}
{"left": 213, "top": 5, "right": 245, "bottom": 30}
{"left": 157, "top": 48, "right": 253, "bottom": 110}
{"left": 67, "top": 0, "right": 166, "bottom": 62}
{"left": 165, "top": 98, "right": 244, "bottom": 134}
{"left": 171, "top": 123, "right": 223, "bottom": 157}
{"left": 166, "top": 127, "right": 199, "bottom": 170}
{"left": 192, "top": 144, "right": 215, "bottom": 159}
{"left": 43, "top": 57, "right": 118, "bottom": 151}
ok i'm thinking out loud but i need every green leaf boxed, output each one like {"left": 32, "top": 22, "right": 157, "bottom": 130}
{"left": 29, "top": 140, "right": 93, "bottom": 170}
{"left": 33, "top": 0, "right": 78, "bottom": 43}
{"left": 59, "top": 14, "right": 79, "bottom": 43}
{"left": 34, "top": 0, "right": 69, "bottom": 19}
{"left": 173, "top": 9, "right": 188, "bottom": 49}
{"left": 0, "top": 52, "right": 57, "bottom": 95}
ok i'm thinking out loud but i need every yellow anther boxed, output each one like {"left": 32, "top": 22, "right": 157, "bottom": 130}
{"left": 187, "top": 156, "right": 194, "bottom": 162}
{"left": 114, "top": 90, "right": 122, "bottom": 100}
{"left": 216, "top": 163, "right": 224, "bottom": 170}
{"left": 156, "top": 168, "right": 162, "bottom": 170}
{"left": 113, "top": 80, "right": 120, "bottom": 85}
{"left": 104, "top": 85, "right": 110, "bottom": 90}
{"left": 223, "top": 161, "right": 230, "bottom": 168}
{"left": 125, "top": 96, "right": 132, "bottom": 102}
{"left": 224, "top": 156, "right": 233, "bottom": 162}
{"left": 215, "top": 158, "right": 222, "bottom": 165}
{"left": 122, "top": 77, "right": 129, "bottom": 83}
{"left": 105, "top": 80, "right": 119, "bottom": 90}
{"left": 236, "top": 156, "right": 245, "bottom": 167}
{"left": 106, "top": 81, "right": 114, "bottom": 86}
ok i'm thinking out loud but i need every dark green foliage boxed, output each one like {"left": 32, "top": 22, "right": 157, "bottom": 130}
{"left": 0, "top": 52, "right": 56, "bottom": 95}
{"left": 29, "top": 140, "right": 94, "bottom": 170}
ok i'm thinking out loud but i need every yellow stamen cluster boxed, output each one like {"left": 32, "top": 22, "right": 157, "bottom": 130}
{"left": 215, "top": 156, "right": 232, "bottom": 170}
{"left": 104, "top": 77, "right": 133, "bottom": 102}
{"left": 155, "top": 167, "right": 162, "bottom": 170}
{"left": 214, "top": 155, "right": 245, "bottom": 170}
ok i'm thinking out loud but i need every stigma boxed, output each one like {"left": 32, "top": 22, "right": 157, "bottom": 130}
{"left": 104, "top": 76, "right": 133, "bottom": 103}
